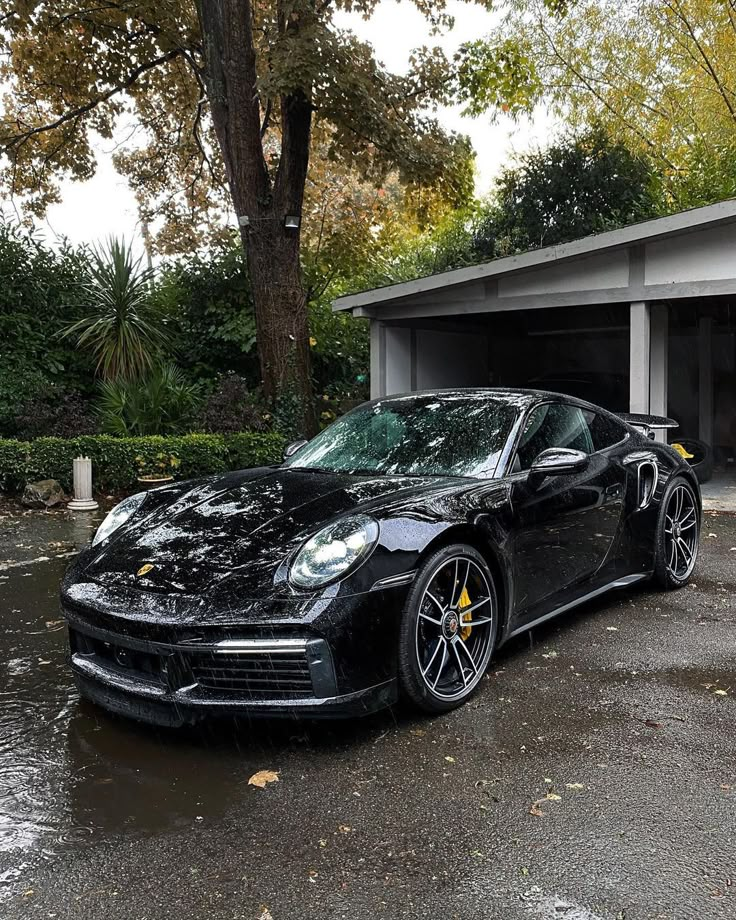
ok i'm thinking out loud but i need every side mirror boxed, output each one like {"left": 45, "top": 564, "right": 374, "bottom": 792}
{"left": 283, "top": 438, "right": 308, "bottom": 461}
{"left": 529, "top": 448, "right": 588, "bottom": 484}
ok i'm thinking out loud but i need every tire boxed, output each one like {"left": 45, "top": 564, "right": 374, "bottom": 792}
{"left": 652, "top": 475, "right": 700, "bottom": 589}
{"left": 669, "top": 437, "right": 713, "bottom": 484}
{"left": 398, "top": 544, "right": 498, "bottom": 714}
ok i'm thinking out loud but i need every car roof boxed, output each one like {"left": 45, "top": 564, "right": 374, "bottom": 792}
{"left": 368, "top": 387, "right": 603, "bottom": 413}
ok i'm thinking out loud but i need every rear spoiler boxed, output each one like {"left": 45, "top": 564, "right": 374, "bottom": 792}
{"left": 616, "top": 413, "right": 679, "bottom": 437}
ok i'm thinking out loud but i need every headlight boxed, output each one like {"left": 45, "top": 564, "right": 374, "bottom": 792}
{"left": 290, "top": 514, "right": 379, "bottom": 588}
{"left": 92, "top": 492, "right": 147, "bottom": 547}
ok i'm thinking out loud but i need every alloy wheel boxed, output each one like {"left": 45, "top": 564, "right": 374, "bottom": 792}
{"left": 664, "top": 484, "right": 698, "bottom": 580}
{"left": 414, "top": 555, "right": 495, "bottom": 701}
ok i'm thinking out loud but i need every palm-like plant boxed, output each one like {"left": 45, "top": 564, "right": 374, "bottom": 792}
{"left": 96, "top": 363, "right": 203, "bottom": 436}
{"left": 62, "top": 237, "right": 167, "bottom": 381}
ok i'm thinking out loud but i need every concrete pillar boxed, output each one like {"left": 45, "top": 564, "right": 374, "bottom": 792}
{"left": 384, "top": 326, "right": 412, "bottom": 395}
{"left": 629, "top": 301, "right": 651, "bottom": 413}
{"left": 649, "top": 304, "right": 669, "bottom": 441}
{"left": 699, "top": 315, "right": 713, "bottom": 444}
{"left": 370, "top": 320, "right": 386, "bottom": 399}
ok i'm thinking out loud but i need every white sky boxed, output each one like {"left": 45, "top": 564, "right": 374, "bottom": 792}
{"left": 32, "top": 1, "right": 552, "bottom": 249}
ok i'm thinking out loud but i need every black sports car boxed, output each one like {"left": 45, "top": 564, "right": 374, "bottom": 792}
{"left": 61, "top": 389, "right": 701, "bottom": 726}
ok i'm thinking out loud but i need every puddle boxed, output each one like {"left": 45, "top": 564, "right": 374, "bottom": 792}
{"left": 0, "top": 551, "right": 390, "bottom": 884}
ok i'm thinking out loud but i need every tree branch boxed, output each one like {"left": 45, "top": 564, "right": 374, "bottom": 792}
{"left": 1, "top": 47, "right": 184, "bottom": 151}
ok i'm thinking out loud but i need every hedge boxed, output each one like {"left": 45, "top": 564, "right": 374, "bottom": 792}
{"left": 0, "top": 431, "right": 286, "bottom": 494}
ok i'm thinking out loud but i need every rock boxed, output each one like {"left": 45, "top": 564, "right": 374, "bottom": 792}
{"left": 21, "top": 479, "right": 66, "bottom": 509}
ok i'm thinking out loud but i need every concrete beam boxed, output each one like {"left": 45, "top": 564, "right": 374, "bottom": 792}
{"left": 350, "top": 277, "right": 736, "bottom": 321}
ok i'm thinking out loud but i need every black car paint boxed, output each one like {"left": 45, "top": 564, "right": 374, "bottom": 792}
{"left": 61, "top": 389, "right": 700, "bottom": 725}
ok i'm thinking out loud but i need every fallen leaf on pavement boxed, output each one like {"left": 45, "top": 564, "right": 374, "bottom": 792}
{"left": 248, "top": 770, "right": 279, "bottom": 788}
{"left": 644, "top": 719, "right": 663, "bottom": 728}
{"left": 605, "top": 626, "right": 619, "bottom": 632}
{"left": 529, "top": 802, "right": 545, "bottom": 817}
{"left": 714, "top": 689, "right": 728, "bottom": 696}
{"left": 444, "top": 755, "right": 456, "bottom": 763}
{"left": 545, "top": 792, "right": 562, "bottom": 801}
{"left": 565, "top": 783, "right": 585, "bottom": 790}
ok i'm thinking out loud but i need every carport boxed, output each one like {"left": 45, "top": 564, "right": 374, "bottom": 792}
{"left": 333, "top": 200, "right": 736, "bottom": 484}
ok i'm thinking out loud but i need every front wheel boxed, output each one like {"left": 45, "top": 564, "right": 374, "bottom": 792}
{"left": 398, "top": 545, "right": 498, "bottom": 714}
{"left": 652, "top": 476, "right": 700, "bottom": 589}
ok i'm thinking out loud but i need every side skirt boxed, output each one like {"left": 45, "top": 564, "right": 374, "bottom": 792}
{"left": 504, "top": 573, "right": 650, "bottom": 642}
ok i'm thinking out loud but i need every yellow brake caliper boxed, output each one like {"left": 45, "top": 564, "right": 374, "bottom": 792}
{"left": 458, "top": 586, "right": 472, "bottom": 640}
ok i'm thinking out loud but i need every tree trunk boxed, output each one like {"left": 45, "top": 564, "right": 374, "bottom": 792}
{"left": 196, "top": 0, "right": 316, "bottom": 435}
{"left": 243, "top": 218, "right": 314, "bottom": 434}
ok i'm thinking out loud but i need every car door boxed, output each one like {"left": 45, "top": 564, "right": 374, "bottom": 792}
{"left": 508, "top": 402, "right": 626, "bottom": 625}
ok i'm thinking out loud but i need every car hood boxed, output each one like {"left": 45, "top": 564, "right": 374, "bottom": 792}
{"left": 80, "top": 467, "right": 451, "bottom": 598}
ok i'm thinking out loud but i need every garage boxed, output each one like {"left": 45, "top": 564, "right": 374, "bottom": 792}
{"left": 333, "top": 200, "right": 736, "bottom": 498}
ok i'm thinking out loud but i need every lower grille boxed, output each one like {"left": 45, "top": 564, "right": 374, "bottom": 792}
{"left": 188, "top": 650, "right": 313, "bottom": 698}
{"left": 69, "top": 627, "right": 320, "bottom": 700}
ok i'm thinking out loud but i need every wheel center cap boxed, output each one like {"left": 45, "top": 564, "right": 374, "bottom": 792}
{"left": 673, "top": 522, "right": 681, "bottom": 538}
{"left": 443, "top": 612, "right": 459, "bottom": 639}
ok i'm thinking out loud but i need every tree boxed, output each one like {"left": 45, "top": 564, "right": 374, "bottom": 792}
{"left": 61, "top": 238, "right": 168, "bottom": 381}
{"left": 483, "top": 128, "right": 661, "bottom": 252}
{"left": 349, "top": 129, "right": 661, "bottom": 288}
{"left": 469, "top": 0, "right": 736, "bottom": 207}
{"left": 0, "top": 1, "right": 475, "bottom": 432}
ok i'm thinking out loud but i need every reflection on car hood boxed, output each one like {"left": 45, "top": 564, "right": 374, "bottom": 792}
{"left": 82, "top": 467, "right": 447, "bottom": 597}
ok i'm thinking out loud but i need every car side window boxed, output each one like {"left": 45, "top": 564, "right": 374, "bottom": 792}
{"left": 583, "top": 411, "right": 627, "bottom": 451}
{"left": 515, "top": 404, "right": 594, "bottom": 471}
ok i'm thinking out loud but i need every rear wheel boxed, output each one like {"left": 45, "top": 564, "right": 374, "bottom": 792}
{"left": 398, "top": 545, "right": 498, "bottom": 714}
{"left": 652, "top": 476, "right": 700, "bottom": 589}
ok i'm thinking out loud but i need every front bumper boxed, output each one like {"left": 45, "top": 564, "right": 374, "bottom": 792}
{"left": 63, "top": 585, "right": 406, "bottom": 726}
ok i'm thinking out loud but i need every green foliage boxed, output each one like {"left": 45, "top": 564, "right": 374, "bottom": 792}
{"left": 0, "top": 221, "right": 94, "bottom": 433}
{"left": 61, "top": 238, "right": 168, "bottom": 381}
{"left": 224, "top": 432, "right": 288, "bottom": 471}
{"left": 155, "top": 245, "right": 260, "bottom": 385}
{"left": 3, "top": 432, "right": 285, "bottom": 493}
{"left": 473, "top": 0, "right": 736, "bottom": 209}
{"left": 96, "top": 364, "right": 204, "bottom": 436}
{"left": 307, "top": 298, "right": 370, "bottom": 403}
{"left": 456, "top": 39, "right": 542, "bottom": 119}
{"left": 488, "top": 128, "right": 662, "bottom": 251}
{"left": 350, "top": 130, "right": 662, "bottom": 290}
{"left": 0, "top": 439, "right": 30, "bottom": 492}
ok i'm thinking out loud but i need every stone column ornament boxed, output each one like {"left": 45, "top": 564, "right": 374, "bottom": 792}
{"left": 67, "top": 456, "right": 99, "bottom": 511}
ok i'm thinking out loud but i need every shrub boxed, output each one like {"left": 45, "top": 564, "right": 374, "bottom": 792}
{"left": 0, "top": 439, "right": 29, "bottom": 492}
{"left": 169, "top": 433, "right": 229, "bottom": 480}
{"left": 224, "top": 432, "right": 286, "bottom": 471}
{"left": 96, "top": 364, "right": 204, "bottom": 436}
{"left": 0, "top": 431, "right": 285, "bottom": 494}
{"left": 12, "top": 390, "right": 96, "bottom": 440}
{"left": 196, "top": 373, "right": 269, "bottom": 433}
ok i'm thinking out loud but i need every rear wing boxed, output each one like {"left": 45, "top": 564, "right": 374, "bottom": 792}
{"left": 616, "top": 413, "right": 679, "bottom": 438}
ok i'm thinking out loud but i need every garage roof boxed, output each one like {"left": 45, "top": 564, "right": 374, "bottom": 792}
{"left": 333, "top": 198, "right": 736, "bottom": 315}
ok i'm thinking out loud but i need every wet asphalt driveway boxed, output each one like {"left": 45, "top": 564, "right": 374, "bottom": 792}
{"left": 0, "top": 504, "right": 735, "bottom": 920}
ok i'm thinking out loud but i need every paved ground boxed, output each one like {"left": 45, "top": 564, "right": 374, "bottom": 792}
{"left": 701, "top": 469, "right": 736, "bottom": 512}
{"left": 0, "top": 503, "right": 734, "bottom": 920}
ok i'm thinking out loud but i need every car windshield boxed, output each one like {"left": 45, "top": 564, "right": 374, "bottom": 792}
{"left": 284, "top": 393, "right": 520, "bottom": 479}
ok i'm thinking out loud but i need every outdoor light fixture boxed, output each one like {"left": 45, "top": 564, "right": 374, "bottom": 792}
{"left": 284, "top": 214, "right": 301, "bottom": 231}
{"left": 237, "top": 214, "right": 250, "bottom": 228}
